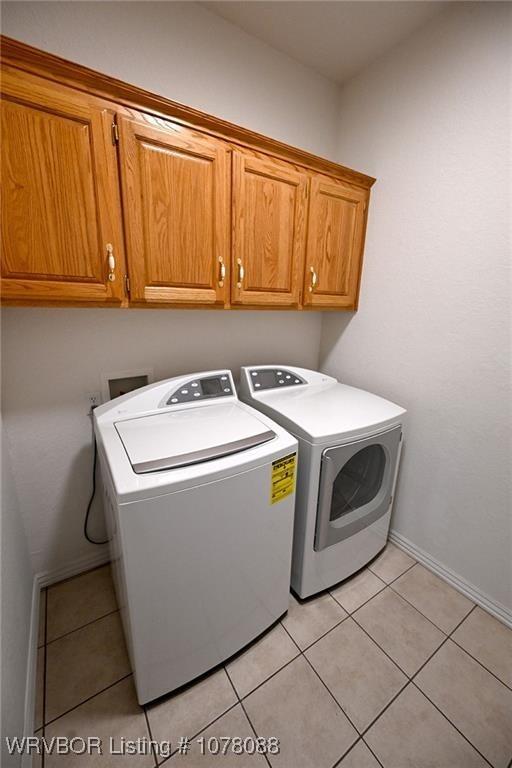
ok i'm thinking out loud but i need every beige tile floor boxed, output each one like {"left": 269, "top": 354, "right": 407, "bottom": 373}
{"left": 34, "top": 544, "right": 512, "bottom": 767}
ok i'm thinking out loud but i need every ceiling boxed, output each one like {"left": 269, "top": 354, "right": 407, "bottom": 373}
{"left": 202, "top": 1, "right": 450, "bottom": 84}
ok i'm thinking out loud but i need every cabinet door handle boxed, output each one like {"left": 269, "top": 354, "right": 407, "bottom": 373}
{"left": 107, "top": 243, "right": 115, "bottom": 282}
{"left": 218, "top": 257, "right": 226, "bottom": 287}
{"left": 309, "top": 266, "right": 318, "bottom": 292}
{"left": 237, "top": 258, "right": 245, "bottom": 289}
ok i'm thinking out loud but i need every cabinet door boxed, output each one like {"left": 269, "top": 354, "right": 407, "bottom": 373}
{"left": 118, "top": 116, "right": 230, "bottom": 306}
{"left": 232, "top": 151, "right": 307, "bottom": 307}
{"left": 303, "top": 176, "right": 369, "bottom": 309}
{"left": 1, "top": 68, "right": 125, "bottom": 304}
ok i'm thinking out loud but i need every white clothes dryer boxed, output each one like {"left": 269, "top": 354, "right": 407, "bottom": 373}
{"left": 94, "top": 370, "right": 297, "bottom": 703}
{"left": 239, "top": 366, "right": 406, "bottom": 598}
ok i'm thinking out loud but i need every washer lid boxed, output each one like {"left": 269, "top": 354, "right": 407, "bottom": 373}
{"left": 253, "top": 383, "right": 406, "bottom": 443}
{"left": 115, "top": 402, "right": 275, "bottom": 474}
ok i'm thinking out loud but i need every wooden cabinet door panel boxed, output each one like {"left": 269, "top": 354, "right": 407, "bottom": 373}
{"left": 118, "top": 116, "right": 230, "bottom": 305}
{"left": 232, "top": 152, "right": 307, "bottom": 306}
{"left": 1, "top": 68, "right": 125, "bottom": 303}
{"left": 304, "top": 176, "right": 369, "bottom": 309}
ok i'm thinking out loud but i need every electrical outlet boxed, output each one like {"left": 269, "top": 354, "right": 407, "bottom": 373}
{"left": 86, "top": 392, "right": 102, "bottom": 414}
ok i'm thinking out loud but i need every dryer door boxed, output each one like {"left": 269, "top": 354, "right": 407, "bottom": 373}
{"left": 314, "top": 425, "right": 402, "bottom": 552}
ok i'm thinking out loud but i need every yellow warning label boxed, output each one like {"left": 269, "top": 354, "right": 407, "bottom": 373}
{"left": 271, "top": 452, "right": 296, "bottom": 505}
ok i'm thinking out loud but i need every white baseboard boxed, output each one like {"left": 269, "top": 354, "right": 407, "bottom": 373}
{"left": 389, "top": 529, "right": 512, "bottom": 629}
{"left": 37, "top": 548, "right": 110, "bottom": 588}
{"left": 22, "top": 549, "right": 111, "bottom": 766}
{"left": 21, "top": 577, "right": 40, "bottom": 768}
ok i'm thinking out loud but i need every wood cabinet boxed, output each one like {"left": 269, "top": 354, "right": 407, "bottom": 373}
{"left": 118, "top": 116, "right": 230, "bottom": 306}
{"left": 0, "top": 37, "right": 375, "bottom": 310}
{"left": 1, "top": 67, "right": 125, "bottom": 304}
{"left": 303, "top": 175, "right": 369, "bottom": 310}
{"left": 231, "top": 151, "right": 308, "bottom": 307}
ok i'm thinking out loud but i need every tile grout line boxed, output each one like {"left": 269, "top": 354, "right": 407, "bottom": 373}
{"left": 360, "top": 736, "right": 385, "bottom": 768}
{"left": 448, "top": 636, "right": 512, "bottom": 694}
{"left": 350, "top": 604, "right": 473, "bottom": 740}
{"left": 224, "top": 661, "right": 273, "bottom": 768}
{"left": 155, "top": 666, "right": 243, "bottom": 765}
{"left": 45, "top": 607, "right": 120, "bottom": 647}
{"left": 279, "top": 617, "right": 362, "bottom": 761}
{"left": 291, "top": 610, "right": 350, "bottom": 655}
{"left": 409, "top": 680, "right": 494, "bottom": 768}
{"left": 239, "top": 699, "right": 273, "bottom": 768}
{"left": 156, "top": 699, "right": 245, "bottom": 766}
{"left": 329, "top": 582, "right": 387, "bottom": 616}
{"left": 326, "top": 560, "right": 422, "bottom": 649}
{"left": 352, "top": 603, "right": 496, "bottom": 768}
{"left": 406, "top": 605, "right": 495, "bottom": 768}
{"left": 357, "top": 566, "right": 512, "bottom": 692}
{"left": 367, "top": 557, "right": 417, "bottom": 586}
{"left": 346, "top": 607, "right": 419, "bottom": 679}
{"left": 330, "top": 738, "right": 363, "bottom": 768}
{"left": 42, "top": 558, "right": 509, "bottom": 767}
{"left": 46, "top": 562, "right": 111, "bottom": 591}
{"left": 43, "top": 673, "right": 133, "bottom": 729}
{"left": 386, "top": 578, "right": 474, "bottom": 635}
{"left": 233, "top": 641, "right": 301, "bottom": 703}
{"left": 170, "top": 567, "right": 427, "bottom": 766}
{"left": 294, "top": 586, "right": 493, "bottom": 767}
{"left": 363, "top": 578, "right": 512, "bottom": 694}
{"left": 142, "top": 705, "right": 159, "bottom": 768}
{"left": 331, "top": 735, "right": 386, "bottom": 768}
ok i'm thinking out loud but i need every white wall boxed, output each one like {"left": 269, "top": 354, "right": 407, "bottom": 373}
{"left": 321, "top": 3, "right": 512, "bottom": 612}
{"left": 2, "top": 309, "right": 321, "bottom": 575}
{"left": 1, "top": 421, "right": 34, "bottom": 766}
{"left": 1, "top": 1, "right": 336, "bottom": 576}
{"left": 1, "top": 1, "right": 339, "bottom": 157}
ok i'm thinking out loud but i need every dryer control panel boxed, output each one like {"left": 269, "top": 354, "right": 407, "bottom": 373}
{"left": 165, "top": 372, "right": 234, "bottom": 405}
{"left": 247, "top": 368, "right": 306, "bottom": 391}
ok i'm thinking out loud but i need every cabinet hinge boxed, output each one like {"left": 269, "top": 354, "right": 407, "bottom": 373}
{"left": 111, "top": 120, "right": 120, "bottom": 145}
{"left": 124, "top": 274, "right": 130, "bottom": 297}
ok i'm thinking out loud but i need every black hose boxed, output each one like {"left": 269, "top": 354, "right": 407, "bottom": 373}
{"left": 84, "top": 435, "right": 109, "bottom": 546}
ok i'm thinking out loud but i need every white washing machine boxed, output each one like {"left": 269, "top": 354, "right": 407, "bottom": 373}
{"left": 239, "top": 366, "right": 406, "bottom": 598}
{"left": 94, "top": 370, "right": 297, "bottom": 704}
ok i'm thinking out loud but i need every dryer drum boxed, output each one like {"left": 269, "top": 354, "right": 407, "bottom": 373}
{"left": 315, "top": 425, "right": 402, "bottom": 552}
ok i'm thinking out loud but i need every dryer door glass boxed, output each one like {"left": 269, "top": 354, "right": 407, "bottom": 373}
{"left": 315, "top": 425, "right": 402, "bottom": 552}
{"left": 330, "top": 445, "right": 386, "bottom": 522}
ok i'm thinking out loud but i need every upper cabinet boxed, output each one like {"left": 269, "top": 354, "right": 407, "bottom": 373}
{"left": 303, "top": 175, "right": 369, "bottom": 310}
{"left": 118, "top": 116, "right": 230, "bottom": 306}
{"left": 231, "top": 151, "right": 308, "bottom": 307}
{"left": 1, "top": 67, "right": 126, "bottom": 304}
{"left": 0, "top": 38, "right": 375, "bottom": 310}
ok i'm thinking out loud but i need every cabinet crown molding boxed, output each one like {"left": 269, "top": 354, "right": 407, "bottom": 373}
{"left": 0, "top": 34, "right": 375, "bottom": 190}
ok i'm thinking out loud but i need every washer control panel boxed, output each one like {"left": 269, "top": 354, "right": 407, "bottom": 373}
{"left": 248, "top": 368, "right": 306, "bottom": 391}
{"left": 166, "top": 373, "right": 234, "bottom": 405}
